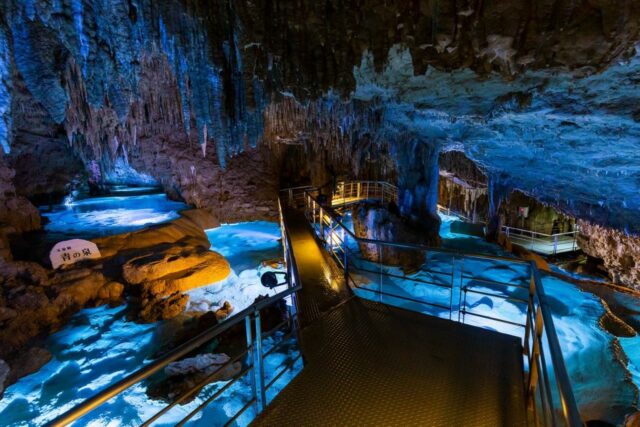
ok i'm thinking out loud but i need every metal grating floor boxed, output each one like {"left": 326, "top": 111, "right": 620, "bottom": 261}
{"left": 254, "top": 207, "right": 528, "bottom": 426}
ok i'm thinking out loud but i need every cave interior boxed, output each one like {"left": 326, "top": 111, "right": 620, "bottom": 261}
{"left": 1, "top": 1, "right": 640, "bottom": 426}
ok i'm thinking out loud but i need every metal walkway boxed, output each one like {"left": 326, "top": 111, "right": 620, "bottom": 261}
{"left": 253, "top": 206, "right": 528, "bottom": 426}
{"left": 279, "top": 208, "right": 350, "bottom": 325}
{"left": 50, "top": 184, "right": 581, "bottom": 427}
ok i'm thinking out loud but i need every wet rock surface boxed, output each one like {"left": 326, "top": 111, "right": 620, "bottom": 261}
{"left": 0, "top": 258, "right": 123, "bottom": 360}
{"left": 214, "top": 301, "right": 234, "bottom": 322}
{"left": 578, "top": 221, "right": 640, "bottom": 289}
{"left": 138, "top": 292, "right": 190, "bottom": 324}
{"left": 0, "top": 212, "right": 232, "bottom": 383}
{"left": 352, "top": 203, "right": 440, "bottom": 274}
{"left": 0, "top": 359, "right": 8, "bottom": 398}
{"left": 122, "top": 244, "right": 228, "bottom": 287}
{"left": 0, "top": 155, "right": 41, "bottom": 235}
{"left": 5, "top": 347, "right": 52, "bottom": 385}
{"left": 148, "top": 353, "right": 241, "bottom": 404}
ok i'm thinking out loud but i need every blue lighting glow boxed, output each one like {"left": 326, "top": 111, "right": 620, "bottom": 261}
{"left": 346, "top": 213, "right": 640, "bottom": 423}
{"left": 0, "top": 221, "right": 299, "bottom": 426}
{"left": 41, "top": 193, "right": 187, "bottom": 241}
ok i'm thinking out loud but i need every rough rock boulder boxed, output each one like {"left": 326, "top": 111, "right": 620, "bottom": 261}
{"left": 123, "top": 244, "right": 230, "bottom": 293}
{"left": 352, "top": 204, "right": 439, "bottom": 273}
{"left": 148, "top": 353, "right": 241, "bottom": 403}
{"left": 578, "top": 220, "right": 640, "bottom": 289}
{"left": 92, "top": 215, "right": 211, "bottom": 259}
{"left": 139, "top": 293, "right": 190, "bottom": 323}
{"left": 0, "top": 257, "right": 125, "bottom": 355}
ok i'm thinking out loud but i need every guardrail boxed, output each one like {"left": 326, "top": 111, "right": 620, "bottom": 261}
{"left": 331, "top": 181, "right": 398, "bottom": 208}
{"left": 48, "top": 199, "right": 303, "bottom": 427}
{"left": 503, "top": 226, "right": 580, "bottom": 255}
{"left": 437, "top": 204, "right": 478, "bottom": 223}
{"left": 290, "top": 185, "right": 581, "bottom": 427}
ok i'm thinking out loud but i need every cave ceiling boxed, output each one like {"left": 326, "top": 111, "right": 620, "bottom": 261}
{"left": 0, "top": 0, "right": 639, "bottom": 231}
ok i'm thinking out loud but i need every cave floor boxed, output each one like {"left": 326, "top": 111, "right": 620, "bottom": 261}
{"left": 253, "top": 208, "right": 527, "bottom": 426}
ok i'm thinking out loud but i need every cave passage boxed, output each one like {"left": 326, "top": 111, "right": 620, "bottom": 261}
{"left": 2, "top": 1, "right": 640, "bottom": 426}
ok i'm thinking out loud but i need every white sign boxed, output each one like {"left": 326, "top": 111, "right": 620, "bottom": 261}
{"left": 518, "top": 206, "right": 529, "bottom": 218}
{"left": 50, "top": 239, "right": 101, "bottom": 269}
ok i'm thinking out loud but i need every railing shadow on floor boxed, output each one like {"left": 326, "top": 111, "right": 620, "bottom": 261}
{"left": 281, "top": 182, "right": 582, "bottom": 427}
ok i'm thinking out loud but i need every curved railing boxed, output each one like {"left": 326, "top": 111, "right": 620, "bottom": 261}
{"left": 503, "top": 225, "right": 580, "bottom": 255}
{"left": 48, "top": 199, "right": 303, "bottom": 427}
{"left": 284, "top": 184, "right": 581, "bottom": 427}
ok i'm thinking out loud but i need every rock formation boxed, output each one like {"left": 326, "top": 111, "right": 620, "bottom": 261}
{"left": 0, "top": 0, "right": 638, "bottom": 289}
{"left": 0, "top": 154, "right": 40, "bottom": 236}
{"left": 214, "top": 301, "right": 234, "bottom": 322}
{"left": 0, "top": 211, "right": 231, "bottom": 384}
{"left": 0, "top": 359, "right": 8, "bottom": 398}
{"left": 351, "top": 203, "right": 439, "bottom": 274}
{"left": 138, "top": 292, "right": 190, "bottom": 323}
{"left": 578, "top": 221, "right": 640, "bottom": 289}
{"left": 149, "top": 352, "right": 241, "bottom": 403}
{"left": 438, "top": 150, "right": 489, "bottom": 222}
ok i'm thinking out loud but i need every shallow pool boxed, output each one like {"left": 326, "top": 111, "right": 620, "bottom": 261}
{"left": 347, "top": 212, "right": 640, "bottom": 423}
{"left": 0, "top": 221, "right": 300, "bottom": 427}
{"left": 41, "top": 193, "right": 188, "bottom": 241}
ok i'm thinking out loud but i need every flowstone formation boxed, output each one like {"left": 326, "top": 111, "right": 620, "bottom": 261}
{"left": 0, "top": 0, "right": 639, "bottom": 383}
{"left": 351, "top": 203, "right": 439, "bottom": 274}
{"left": 0, "top": 210, "right": 231, "bottom": 389}
{"left": 578, "top": 222, "right": 640, "bottom": 289}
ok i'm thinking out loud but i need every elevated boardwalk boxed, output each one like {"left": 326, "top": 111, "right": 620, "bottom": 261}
{"left": 254, "top": 207, "right": 527, "bottom": 426}
{"left": 50, "top": 183, "right": 580, "bottom": 427}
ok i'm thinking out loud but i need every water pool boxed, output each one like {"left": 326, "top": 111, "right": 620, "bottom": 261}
{"left": 347, "top": 212, "right": 640, "bottom": 423}
{"left": 41, "top": 193, "right": 188, "bottom": 241}
{"left": 0, "top": 221, "right": 300, "bottom": 427}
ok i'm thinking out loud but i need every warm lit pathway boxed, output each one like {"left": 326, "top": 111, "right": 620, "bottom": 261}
{"left": 253, "top": 206, "right": 528, "bottom": 426}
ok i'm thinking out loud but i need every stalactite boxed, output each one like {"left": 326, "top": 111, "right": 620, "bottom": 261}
{"left": 439, "top": 173, "right": 488, "bottom": 221}
{"left": 486, "top": 172, "right": 512, "bottom": 238}
{"left": 0, "top": 24, "right": 11, "bottom": 154}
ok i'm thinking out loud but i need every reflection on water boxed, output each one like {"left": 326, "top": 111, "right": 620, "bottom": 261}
{"left": 348, "top": 212, "right": 640, "bottom": 424}
{"left": 41, "top": 193, "right": 188, "bottom": 240}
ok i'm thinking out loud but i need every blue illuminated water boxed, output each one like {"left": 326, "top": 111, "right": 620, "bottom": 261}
{"left": 439, "top": 215, "right": 640, "bottom": 422}
{"left": 345, "top": 212, "right": 640, "bottom": 423}
{"left": 0, "top": 221, "right": 300, "bottom": 426}
{"left": 40, "top": 193, "right": 188, "bottom": 241}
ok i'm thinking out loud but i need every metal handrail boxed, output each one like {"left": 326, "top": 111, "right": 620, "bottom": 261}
{"left": 304, "top": 185, "right": 530, "bottom": 265}
{"left": 288, "top": 183, "right": 581, "bottom": 427}
{"left": 437, "top": 204, "right": 476, "bottom": 223}
{"left": 503, "top": 225, "right": 579, "bottom": 239}
{"left": 531, "top": 265, "right": 582, "bottom": 425}
{"left": 503, "top": 225, "right": 580, "bottom": 255}
{"left": 49, "top": 199, "right": 303, "bottom": 427}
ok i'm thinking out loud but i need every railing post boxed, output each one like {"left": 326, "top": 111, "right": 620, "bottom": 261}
{"left": 531, "top": 262, "right": 582, "bottom": 426}
{"left": 343, "top": 233, "right": 349, "bottom": 284}
{"left": 245, "top": 315, "right": 258, "bottom": 414}
{"left": 553, "top": 235, "right": 558, "bottom": 255}
{"left": 378, "top": 246, "right": 383, "bottom": 303}
{"left": 319, "top": 207, "right": 324, "bottom": 241}
{"left": 448, "top": 255, "right": 455, "bottom": 321}
{"left": 254, "top": 311, "right": 266, "bottom": 412}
